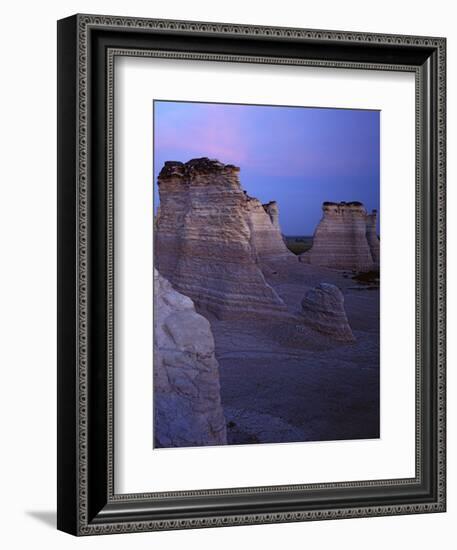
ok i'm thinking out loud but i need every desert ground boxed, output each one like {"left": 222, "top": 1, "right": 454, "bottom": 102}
{"left": 208, "top": 258, "right": 379, "bottom": 445}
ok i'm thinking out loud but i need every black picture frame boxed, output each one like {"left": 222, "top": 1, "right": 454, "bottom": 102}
{"left": 57, "top": 13, "right": 446, "bottom": 535}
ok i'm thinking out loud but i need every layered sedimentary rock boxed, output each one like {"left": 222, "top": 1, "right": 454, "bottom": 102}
{"left": 155, "top": 158, "right": 294, "bottom": 319}
{"left": 365, "top": 210, "right": 380, "bottom": 267}
{"left": 264, "top": 201, "right": 280, "bottom": 229}
{"left": 300, "top": 202, "right": 379, "bottom": 271}
{"left": 301, "top": 283, "right": 355, "bottom": 342}
{"left": 246, "top": 197, "right": 295, "bottom": 264}
{"left": 154, "top": 269, "right": 227, "bottom": 447}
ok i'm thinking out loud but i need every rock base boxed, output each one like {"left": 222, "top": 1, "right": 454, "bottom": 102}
{"left": 301, "top": 283, "right": 355, "bottom": 342}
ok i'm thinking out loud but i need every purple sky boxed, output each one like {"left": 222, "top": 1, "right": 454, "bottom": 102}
{"left": 153, "top": 101, "right": 380, "bottom": 235}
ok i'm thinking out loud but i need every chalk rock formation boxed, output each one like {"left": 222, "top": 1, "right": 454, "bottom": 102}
{"left": 300, "top": 202, "right": 379, "bottom": 271}
{"left": 155, "top": 158, "right": 294, "bottom": 319}
{"left": 154, "top": 269, "right": 227, "bottom": 447}
{"left": 264, "top": 201, "right": 280, "bottom": 229}
{"left": 246, "top": 197, "right": 295, "bottom": 264}
{"left": 301, "top": 283, "right": 355, "bottom": 342}
{"left": 365, "top": 210, "right": 380, "bottom": 267}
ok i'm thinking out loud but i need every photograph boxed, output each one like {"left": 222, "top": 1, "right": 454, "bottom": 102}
{"left": 153, "top": 100, "right": 381, "bottom": 448}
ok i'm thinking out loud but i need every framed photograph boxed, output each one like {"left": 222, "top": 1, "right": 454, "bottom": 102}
{"left": 57, "top": 14, "right": 446, "bottom": 535}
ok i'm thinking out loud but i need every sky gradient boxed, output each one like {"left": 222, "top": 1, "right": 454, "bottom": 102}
{"left": 153, "top": 101, "right": 380, "bottom": 235}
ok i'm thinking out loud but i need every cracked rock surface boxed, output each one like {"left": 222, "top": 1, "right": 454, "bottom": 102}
{"left": 154, "top": 269, "right": 227, "bottom": 448}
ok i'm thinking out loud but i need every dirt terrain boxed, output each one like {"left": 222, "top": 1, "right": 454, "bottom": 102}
{"left": 209, "top": 261, "right": 380, "bottom": 445}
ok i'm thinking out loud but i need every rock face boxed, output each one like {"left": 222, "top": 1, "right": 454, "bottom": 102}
{"left": 155, "top": 158, "right": 294, "bottom": 320}
{"left": 301, "top": 283, "right": 355, "bottom": 342}
{"left": 246, "top": 197, "right": 294, "bottom": 264}
{"left": 264, "top": 201, "right": 280, "bottom": 230}
{"left": 154, "top": 269, "right": 227, "bottom": 447}
{"left": 300, "top": 202, "right": 379, "bottom": 271}
{"left": 365, "top": 210, "right": 380, "bottom": 267}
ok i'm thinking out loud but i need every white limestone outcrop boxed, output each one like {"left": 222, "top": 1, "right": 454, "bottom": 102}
{"left": 300, "top": 202, "right": 379, "bottom": 271}
{"left": 155, "top": 158, "right": 294, "bottom": 319}
{"left": 154, "top": 269, "right": 227, "bottom": 447}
